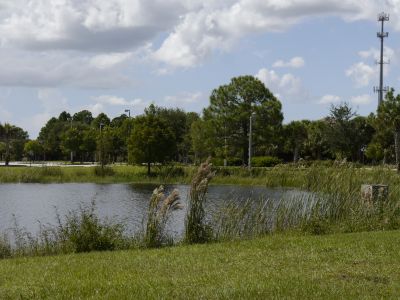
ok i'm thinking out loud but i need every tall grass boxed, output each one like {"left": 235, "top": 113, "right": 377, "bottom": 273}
{"left": 144, "top": 186, "right": 182, "bottom": 248}
{"left": 0, "top": 162, "right": 400, "bottom": 259}
{"left": 212, "top": 164, "right": 400, "bottom": 241}
{"left": 185, "top": 158, "right": 215, "bottom": 244}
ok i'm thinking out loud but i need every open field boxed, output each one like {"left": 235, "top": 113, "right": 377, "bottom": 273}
{"left": 0, "top": 230, "right": 399, "bottom": 299}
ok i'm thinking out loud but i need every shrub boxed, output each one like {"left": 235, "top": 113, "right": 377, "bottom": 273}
{"left": 56, "top": 201, "right": 125, "bottom": 253}
{"left": 251, "top": 156, "right": 282, "bottom": 167}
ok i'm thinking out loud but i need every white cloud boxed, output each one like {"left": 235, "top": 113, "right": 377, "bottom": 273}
{"left": 273, "top": 57, "right": 305, "bottom": 68}
{"left": 350, "top": 94, "right": 372, "bottom": 105}
{"left": 0, "top": 0, "right": 397, "bottom": 85}
{"left": 345, "top": 62, "right": 377, "bottom": 88}
{"left": 19, "top": 88, "right": 69, "bottom": 138}
{"left": 255, "top": 68, "right": 309, "bottom": 102}
{"left": 0, "top": 49, "right": 133, "bottom": 88}
{"left": 165, "top": 92, "right": 203, "bottom": 105}
{"left": 152, "top": 0, "right": 384, "bottom": 68}
{"left": 93, "top": 95, "right": 148, "bottom": 107}
{"left": 358, "top": 46, "right": 395, "bottom": 63}
{"left": 90, "top": 52, "right": 133, "bottom": 69}
{"left": 0, "top": 0, "right": 188, "bottom": 52}
{"left": 318, "top": 94, "right": 341, "bottom": 104}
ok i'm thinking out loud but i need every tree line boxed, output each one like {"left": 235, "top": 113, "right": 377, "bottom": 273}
{"left": 1, "top": 75, "right": 400, "bottom": 171}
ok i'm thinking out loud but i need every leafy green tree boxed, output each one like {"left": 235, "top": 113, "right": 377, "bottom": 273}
{"left": 204, "top": 75, "right": 283, "bottom": 164}
{"left": 0, "top": 123, "right": 28, "bottom": 165}
{"left": 24, "top": 140, "right": 44, "bottom": 161}
{"left": 38, "top": 117, "right": 67, "bottom": 160}
{"left": 81, "top": 128, "right": 97, "bottom": 162}
{"left": 284, "top": 120, "right": 309, "bottom": 162}
{"left": 304, "top": 120, "right": 331, "bottom": 160}
{"left": 73, "top": 110, "right": 93, "bottom": 125}
{"left": 190, "top": 119, "right": 216, "bottom": 163}
{"left": 350, "top": 116, "right": 375, "bottom": 162}
{"left": 128, "top": 105, "right": 175, "bottom": 175}
{"left": 326, "top": 103, "right": 357, "bottom": 160}
{"left": 376, "top": 89, "right": 400, "bottom": 172}
{"left": 92, "top": 113, "right": 111, "bottom": 129}
{"left": 58, "top": 111, "right": 72, "bottom": 122}
{"left": 61, "top": 127, "right": 83, "bottom": 162}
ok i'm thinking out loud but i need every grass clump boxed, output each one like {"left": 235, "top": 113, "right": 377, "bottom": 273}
{"left": 93, "top": 165, "right": 115, "bottom": 177}
{"left": 145, "top": 186, "right": 182, "bottom": 248}
{"left": 185, "top": 158, "right": 215, "bottom": 244}
{"left": 55, "top": 201, "right": 125, "bottom": 253}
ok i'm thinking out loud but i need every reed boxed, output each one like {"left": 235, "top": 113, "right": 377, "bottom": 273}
{"left": 144, "top": 186, "right": 182, "bottom": 248}
{"left": 184, "top": 158, "right": 215, "bottom": 244}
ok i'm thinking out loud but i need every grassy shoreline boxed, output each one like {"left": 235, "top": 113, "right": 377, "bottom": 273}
{"left": 0, "top": 230, "right": 399, "bottom": 299}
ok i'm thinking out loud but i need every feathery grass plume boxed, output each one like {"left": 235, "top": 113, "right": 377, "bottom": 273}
{"left": 145, "top": 186, "right": 182, "bottom": 248}
{"left": 185, "top": 158, "right": 215, "bottom": 244}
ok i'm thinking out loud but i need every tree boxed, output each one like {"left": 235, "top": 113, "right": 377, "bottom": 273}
{"left": 204, "top": 76, "right": 283, "bottom": 164}
{"left": 24, "top": 140, "right": 44, "bottom": 161}
{"left": 73, "top": 110, "right": 93, "bottom": 125}
{"left": 284, "top": 120, "right": 308, "bottom": 162}
{"left": 92, "top": 113, "right": 111, "bottom": 129}
{"left": 304, "top": 120, "right": 331, "bottom": 160}
{"left": 376, "top": 89, "right": 400, "bottom": 172}
{"left": 61, "top": 127, "right": 83, "bottom": 162}
{"left": 38, "top": 117, "right": 67, "bottom": 160}
{"left": 190, "top": 119, "right": 216, "bottom": 163}
{"left": 326, "top": 103, "right": 357, "bottom": 160}
{"left": 128, "top": 105, "right": 175, "bottom": 175}
{"left": 0, "top": 123, "right": 28, "bottom": 165}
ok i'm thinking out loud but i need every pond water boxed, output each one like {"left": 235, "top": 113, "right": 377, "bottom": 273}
{"left": 0, "top": 183, "right": 314, "bottom": 237}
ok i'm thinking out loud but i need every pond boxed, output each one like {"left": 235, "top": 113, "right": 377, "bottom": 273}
{"left": 0, "top": 183, "right": 314, "bottom": 238}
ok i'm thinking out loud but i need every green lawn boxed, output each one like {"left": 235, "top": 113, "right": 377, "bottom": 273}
{"left": 0, "top": 231, "right": 399, "bottom": 299}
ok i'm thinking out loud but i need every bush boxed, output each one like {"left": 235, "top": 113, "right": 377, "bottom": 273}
{"left": 251, "top": 156, "right": 282, "bottom": 167}
{"left": 57, "top": 201, "right": 125, "bottom": 253}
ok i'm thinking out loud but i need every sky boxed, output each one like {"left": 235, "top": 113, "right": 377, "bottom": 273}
{"left": 0, "top": 0, "right": 399, "bottom": 138}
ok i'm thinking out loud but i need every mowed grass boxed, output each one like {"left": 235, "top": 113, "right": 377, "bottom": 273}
{"left": 0, "top": 230, "right": 399, "bottom": 299}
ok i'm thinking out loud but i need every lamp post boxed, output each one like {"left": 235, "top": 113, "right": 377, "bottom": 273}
{"left": 70, "top": 118, "right": 73, "bottom": 163}
{"left": 99, "top": 122, "right": 104, "bottom": 170}
{"left": 248, "top": 112, "right": 256, "bottom": 170}
{"left": 124, "top": 109, "right": 131, "bottom": 118}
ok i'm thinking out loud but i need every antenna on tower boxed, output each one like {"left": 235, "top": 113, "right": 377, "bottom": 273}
{"left": 374, "top": 12, "right": 390, "bottom": 108}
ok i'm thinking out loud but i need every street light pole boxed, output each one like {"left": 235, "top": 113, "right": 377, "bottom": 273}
{"left": 124, "top": 109, "right": 131, "bottom": 118}
{"left": 70, "top": 118, "right": 73, "bottom": 163}
{"left": 99, "top": 122, "right": 104, "bottom": 170}
{"left": 248, "top": 112, "right": 256, "bottom": 170}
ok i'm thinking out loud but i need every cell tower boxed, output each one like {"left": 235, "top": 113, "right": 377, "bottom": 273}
{"left": 374, "top": 12, "right": 389, "bottom": 108}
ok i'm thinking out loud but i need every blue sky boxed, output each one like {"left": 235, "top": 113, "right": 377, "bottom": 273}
{"left": 0, "top": 0, "right": 398, "bottom": 138}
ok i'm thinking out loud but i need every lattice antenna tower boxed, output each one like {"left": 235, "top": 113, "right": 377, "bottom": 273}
{"left": 374, "top": 12, "right": 390, "bottom": 108}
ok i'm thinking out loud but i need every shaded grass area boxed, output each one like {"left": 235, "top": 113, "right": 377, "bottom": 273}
{"left": 0, "top": 231, "right": 399, "bottom": 299}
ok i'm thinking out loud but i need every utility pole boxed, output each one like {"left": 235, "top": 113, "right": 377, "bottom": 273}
{"left": 248, "top": 112, "right": 256, "bottom": 170}
{"left": 374, "top": 12, "right": 390, "bottom": 108}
